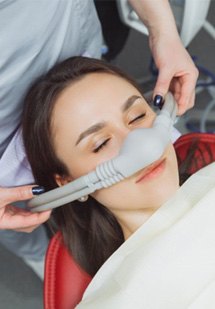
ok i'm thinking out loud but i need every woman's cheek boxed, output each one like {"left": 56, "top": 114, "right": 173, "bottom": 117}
{"left": 91, "top": 180, "right": 134, "bottom": 209}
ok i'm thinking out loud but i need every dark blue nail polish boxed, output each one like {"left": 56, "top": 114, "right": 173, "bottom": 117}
{"left": 32, "top": 186, "right": 45, "bottom": 195}
{"left": 153, "top": 95, "right": 163, "bottom": 108}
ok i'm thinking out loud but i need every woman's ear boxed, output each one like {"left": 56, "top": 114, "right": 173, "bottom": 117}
{"left": 54, "top": 174, "right": 73, "bottom": 187}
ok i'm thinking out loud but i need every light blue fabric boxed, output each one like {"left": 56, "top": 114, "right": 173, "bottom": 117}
{"left": 0, "top": 0, "right": 102, "bottom": 262}
{"left": 0, "top": 0, "right": 102, "bottom": 157}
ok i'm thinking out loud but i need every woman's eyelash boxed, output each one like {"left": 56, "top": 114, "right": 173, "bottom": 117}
{"left": 93, "top": 138, "right": 110, "bottom": 153}
{"left": 129, "top": 113, "right": 146, "bottom": 124}
{"left": 92, "top": 113, "right": 146, "bottom": 153}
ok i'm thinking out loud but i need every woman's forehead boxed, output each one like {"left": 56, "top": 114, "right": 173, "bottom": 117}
{"left": 51, "top": 72, "right": 148, "bottom": 139}
{"left": 55, "top": 72, "right": 142, "bottom": 110}
{"left": 50, "top": 74, "right": 135, "bottom": 151}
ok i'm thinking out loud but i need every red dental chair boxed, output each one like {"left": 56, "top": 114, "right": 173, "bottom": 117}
{"left": 44, "top": 133, "right": 215, "bottom": 309}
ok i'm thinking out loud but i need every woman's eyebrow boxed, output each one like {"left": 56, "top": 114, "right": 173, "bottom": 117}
{"left": 121, "top": 95, "right": 142, "bottom": 112}
{"left": 75, "top": 122, "right": 106, "bottom": 146}
{"left": 75, "top": 95, "right": 142, "bottom": 146}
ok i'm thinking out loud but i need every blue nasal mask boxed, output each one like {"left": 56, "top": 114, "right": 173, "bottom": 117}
{"left": 28, "top": 92, "right": 177, "bottom": 212}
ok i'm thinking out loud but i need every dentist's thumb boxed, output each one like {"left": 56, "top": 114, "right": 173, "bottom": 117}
{"left": 153, "top": 69, "right": 172, "bottom": 107}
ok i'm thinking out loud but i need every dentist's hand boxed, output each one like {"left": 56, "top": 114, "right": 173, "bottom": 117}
{"left": 128, "top": 0, "right": 199, "bottom": 116}
{"left": 0, "top": 185, "right": 51, "bottom": 232}
{"left": 151, "top": 35, "right": 199, "bottom": 115}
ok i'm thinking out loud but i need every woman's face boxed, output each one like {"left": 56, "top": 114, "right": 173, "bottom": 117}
{"left": 52, "top": 73, "right": 179, "bottom": 226}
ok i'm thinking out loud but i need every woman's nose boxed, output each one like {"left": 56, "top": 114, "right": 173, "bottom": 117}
{"left": 117, "top": 126, "right": 131, "bottom": 147}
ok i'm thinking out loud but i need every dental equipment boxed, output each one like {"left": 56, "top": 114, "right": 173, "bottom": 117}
{"left": 28, "top": 92, "right": 177, "bottom": 212}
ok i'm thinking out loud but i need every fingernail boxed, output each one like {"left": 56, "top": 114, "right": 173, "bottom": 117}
{"left": 32, "top": 186, "right": 45, "bottom": 195}
{"left": 153, "top": 95, "right": 163, "bottom": 107}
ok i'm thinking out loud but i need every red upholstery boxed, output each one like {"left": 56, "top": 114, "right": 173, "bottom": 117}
{"left": 44, "top": 232, "right": 92, "bottom": 309}
{"left": 44, "top": 133, "right": 215, "bottom": 309}
{"left": 174, "top": 132, "right": 215, "bottom": 174}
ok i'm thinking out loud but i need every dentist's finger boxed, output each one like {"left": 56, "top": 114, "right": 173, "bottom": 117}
{"left": 153, "top": 68, "right": 172, "bottom": 106}
{"left": 0, "top": 185, "right": 45, "bottom": 208}
{"left": 0, "top": 204, "right": 51, "bottom": 231}
{"left": 176, "top": 73, "right": 198, "bottom": 115}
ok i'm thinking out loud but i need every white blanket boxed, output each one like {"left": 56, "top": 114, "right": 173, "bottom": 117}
{"left": 77, "top": 163, "right": 215, "bottom": 309}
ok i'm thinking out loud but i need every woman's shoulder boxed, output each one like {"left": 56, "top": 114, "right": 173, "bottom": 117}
{"left": 180, "top": 162, "right": 215, "bottom": 203}
{"left": 194, "top": 162, "right": 215, "bottom": 178}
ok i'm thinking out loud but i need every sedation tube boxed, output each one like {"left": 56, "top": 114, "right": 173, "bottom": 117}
{"left": 28, "top": 92, "right": 177, "bottom": 212}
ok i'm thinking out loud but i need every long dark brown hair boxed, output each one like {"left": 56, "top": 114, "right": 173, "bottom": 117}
{"left": 22, "top": 56, "right": 144, "bottom": 276}
{"left": 22, "top": 56, "right": 215, "bottom": 277}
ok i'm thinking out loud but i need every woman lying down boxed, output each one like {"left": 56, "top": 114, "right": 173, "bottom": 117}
{"left": 22, "top": 57, "right": 215, "bottom": 308}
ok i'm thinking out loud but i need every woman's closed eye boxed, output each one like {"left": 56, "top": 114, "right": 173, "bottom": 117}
{"left": 92, "top": 113, "right": 147, "bottom": 153}
{"left": 93, "top": 138, "right": 110, "bottom": 153}
{"left": 129, "top": 112, "right": 146, "bottom": 125}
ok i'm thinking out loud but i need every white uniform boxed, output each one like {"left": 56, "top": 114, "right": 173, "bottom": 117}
{"left": 0, "top": 0, "right": 102, "bottom": 268}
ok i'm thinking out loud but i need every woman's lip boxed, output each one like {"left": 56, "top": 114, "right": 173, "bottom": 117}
{"left": 135, "top": 158, "right": 166, "bottom": 183}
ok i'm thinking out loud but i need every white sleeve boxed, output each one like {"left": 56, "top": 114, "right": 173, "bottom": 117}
{"left": 0, "top": 127, "right": 34, "bottom": 187}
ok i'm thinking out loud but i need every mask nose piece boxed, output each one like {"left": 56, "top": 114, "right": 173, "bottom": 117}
{"left": 111, "top": 92, "right": 177, "bottom": 178}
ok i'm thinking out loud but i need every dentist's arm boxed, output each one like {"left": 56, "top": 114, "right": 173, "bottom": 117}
{"left": 0, "top": 185, "right": 51, "bottom": 232}
{"left": 129, "top": 0, "right": 199, "bottom": 115}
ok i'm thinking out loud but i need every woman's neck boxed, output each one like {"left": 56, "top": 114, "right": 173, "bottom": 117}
{"left": 113, "top": 207, "right": 159, "bottom": 240}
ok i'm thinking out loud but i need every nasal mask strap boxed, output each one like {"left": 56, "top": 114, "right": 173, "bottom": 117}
{"left": 28, "top": 92, "right": 177, "bottom": 212}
